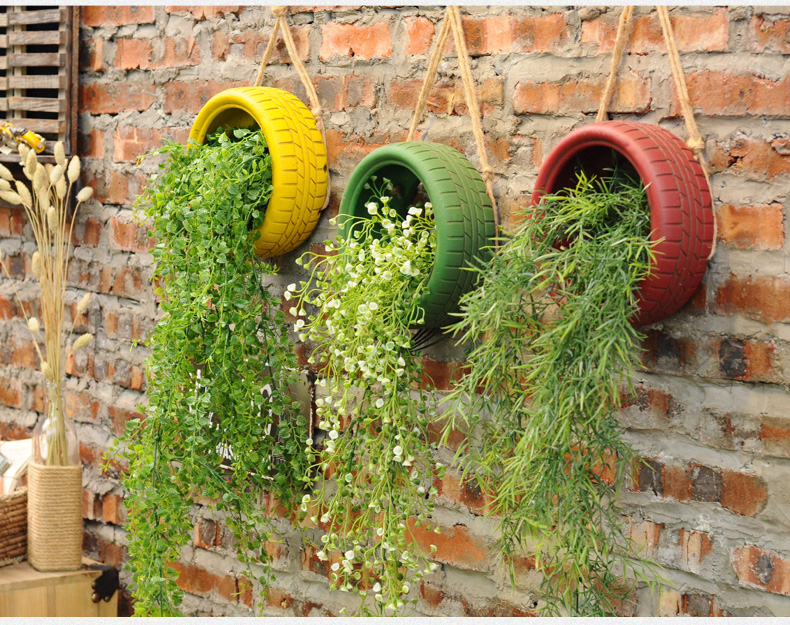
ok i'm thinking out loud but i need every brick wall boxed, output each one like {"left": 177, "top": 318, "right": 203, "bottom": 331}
{"left": 1, "top": 4, "right": 790, "bottom": 617}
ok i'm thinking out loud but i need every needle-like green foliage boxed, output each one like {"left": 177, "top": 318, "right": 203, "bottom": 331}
{"left": 443, "top": 167, "right": 663, "bottom": 615}
{"left": 114, "top": 128, "right": 309, "bottom": 615}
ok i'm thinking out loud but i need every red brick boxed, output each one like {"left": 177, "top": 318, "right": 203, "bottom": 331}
{"left": 109, "top": 215, "right": 155, "bottom": 253}
{"left": 390, "top": 77, "right": 503, "bottom": 117}
{"left": 408, "top": 520, "right": 488, "bottom": 571}
{"left": 78, "top": 129, "right": 105, "bottom": 159}
{"left": 628, "top": 519, "right": 662, "bottom": 558}
{"left": 513, "top": 73, "right": 650, "bottom": 115}
{"left": 320, "top": 22, "right": 392, "bottom": 61}
{"left": 72, "top": 212, "right": 101, "bottom": 248}
{"left": 323, "top": 129, "right": 404, "bottom": 170}
{"left": 80, "top": 82, "right": 155, "bottom": 115}
{"left": 102, "top": 493, "right": 126, "bottom": 525}
{"left": 714, "top": 273, "right": 790, "bottom": 325}
{"left": 404, "top": 17, "right": 435, "bottom": 55}
{"left": 108, "top": 404, "right": 143, "bottom": 437}
{"left": 721, "top": 470, "right": 768, "bottom": 517}
{"left": 420, "top": 580, "right": 443, "bottom": 608}
{"left": 115, "top": 37, "right": 200, "bottom": 71}
{"left": 170, "top": 562, "right": 239, "bottom": 602}
{"left": 711, "top": 136, "right": 790, "bottom": 180}
{"left": 81, "top": 37, "right": 106, "bottom": 73}
{"left": 462, "top": 13, "right": 569, "bottom": 55}
{"left": 582, "top": 9, "right": 729, "bottom": 54}
{"left": 114, "top": 38, "right": 153, "bottom": 71}
{"left": 420, "top": 357, "right": 465, "bottom": 391}
{"left": 673, "top": 72, "right": 790, "bottom": 118}
{"left": 64, "top": 389, "right": 99, "bottom": 422}
{"left": 761, "top": 420, "right": 790, "bottom": 457}
{"left": 82, "top": 6, "right": 156, "bottom": 27}
{"left": 732, "top": 545, "right": 790, "bottom": 596}
{"left": 10, "top": 338, "right": 36, "bottom": 369}
{"left": 113, "top": 126, "right": 189, "bottom": 163}
{"left": 679, "top": 529, "right": 712, "bottom": 573}
{"left": 662, "top": 463, "right": 692, "bottom": 501}
{"left": 718, "top": 203, "right": 784, "bottom": 250}
{"left": 315, "top": 74, "right": 376, "bottom": 112}
{"left": 162, "top": 80, "right": 247, "bottom": 115}
{"left": 750, "top": 16, "right": 790, "bottom": 53}
{"left": 190, "top": 6, "right": 241, "bottom": 21}
{"left": 228, "top": 26, "right": 311, "bottom": 63}
{"left": 0, "top": 375, "right": 23, "bottom": 409}
{"left": 265, "top": 587, "right": 293, "bottom": 611}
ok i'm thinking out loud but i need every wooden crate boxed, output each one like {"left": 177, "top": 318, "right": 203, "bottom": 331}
{"left": 0, "top": 557, "right": 118, "bottom": 617}
{"left": 0, "top": 6, "right": 79, "bottom": 163}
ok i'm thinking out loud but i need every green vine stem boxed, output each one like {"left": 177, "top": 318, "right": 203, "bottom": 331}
{"left": 112, "top": 128, "right": 309, "bottom": 615}
{"left": 291, "top": 187, "right": 444, "bottom": 615}
{"left": 442, "top": 169, "right": 665, "bottom": 615}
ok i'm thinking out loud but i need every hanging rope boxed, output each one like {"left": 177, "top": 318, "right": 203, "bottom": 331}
{"left": 407, "top": 6, "right": 500, "bottom": 239}
{"left": 254, "top": 6, "right": 330, "bottom": 209}
{"left": 597, "top": 5, "right": 716, "bottom": 259}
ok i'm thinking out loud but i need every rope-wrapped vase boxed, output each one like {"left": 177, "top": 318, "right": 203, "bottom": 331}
{"left": 0, "top": 486, "right": 28, "bottom": 567}
{"left": 27, "top": 462, "right": 83, "bottom": 571}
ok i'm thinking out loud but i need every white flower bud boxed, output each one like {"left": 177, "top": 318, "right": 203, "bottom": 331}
{"left": 33, "top": 166, "right": 47, "bottom": 195}
{"left": 0, "top": 191, "right": 22, "bottom": 205}
{"left": 72, "top": 333, "right": 93, "bottom": 352}
{"left": 31, "top": 251, "right": 42, "bottom": 278}
{"left": 0, "top": 179, "right": 9, "bottom": 191}
{"left": 15, "top": 181, "right": 32, "bottom": 207}
{"left": 56, "top": 177, "right": 67, "bottom": 199}
{"left": 77, "top": 292, "right": 91, "bottom": 315}
{"left": 49, "top": 164, "right": 64, "bottom": 185}
{"left": 54, "top": 142, "right": 66, "bottom": 167}
{"left": 25, "top": 149, "right": 37, "bottom": 175}
{"left": 0, "top": 164, "right": 12, "bottom": 181}
{"left": 67, "top": 155, "right": 81, "bottom": 183}
{"left": 28, "top": 317, "right": 40, "bottom": 333}
{"left": 76, "top": 186, "right": 93, "bottom": 203}
{"left": 41, "top": 361, "right": 55, "bottom": 382}
{"left": 46, "top": 205, "right": 57, "bottom": 229}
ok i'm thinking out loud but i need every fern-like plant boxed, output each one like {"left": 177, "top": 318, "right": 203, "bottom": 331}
{"left": 442, "top": 168, "right": 663, "bottom": 615}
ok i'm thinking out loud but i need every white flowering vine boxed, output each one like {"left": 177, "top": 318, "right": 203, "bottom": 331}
{"left": 292, "top": 179, "right": 445, "bottom": 615}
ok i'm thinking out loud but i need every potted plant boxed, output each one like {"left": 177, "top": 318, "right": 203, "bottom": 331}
{"left": 0, "top": 143, "right": 95, "bottom": 571}
{"left": 189, "top": 86, "right": 329, "bottom": 258}
{"left": 442, "top": 164, "right": 666, "bottom": 615}
{"left": 290, "top": 142, "right": 495, "bottom": 615}
{"left": 115, "top": 127, "right": 311, "bottom": 615}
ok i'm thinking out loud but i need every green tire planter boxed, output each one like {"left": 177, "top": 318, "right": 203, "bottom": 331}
{"left": 338, "top": 142, "right": 495, "bottom": 329}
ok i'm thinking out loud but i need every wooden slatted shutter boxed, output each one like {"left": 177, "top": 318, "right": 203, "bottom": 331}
{"left": 0, "top": 6, "right": 79, "bottom": 164}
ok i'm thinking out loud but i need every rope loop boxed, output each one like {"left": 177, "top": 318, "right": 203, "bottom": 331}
{"left": 271, "top": 5, "right": 288, "bottom": 17}
{"left": 686, "top": 137, "right": 706, "bottom": 154}
{"left": 596, "top": 5, "right": 715, "bottom": 260}
{"left": 407, "top": 6, "right": 500, "bottom": 239}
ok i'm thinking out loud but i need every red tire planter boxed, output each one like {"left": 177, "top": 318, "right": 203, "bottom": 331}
{"left": 531, "top": 121, "right": 714, "bottom": 327}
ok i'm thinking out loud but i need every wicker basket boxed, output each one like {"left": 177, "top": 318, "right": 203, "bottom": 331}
{"left": 0, "top": 487, "right": 28, "bottom": 567}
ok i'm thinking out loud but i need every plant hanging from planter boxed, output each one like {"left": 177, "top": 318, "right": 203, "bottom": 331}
{"left": 442, "top": 166, "right": 665, "bottom": 615}
{"left": 291, "top": 185, "right": 443, "bottom": 616}
{"left": 290, "top": 140, "right": 494, "bottom": 615}
{"left": 115, "top": 127, "right": 310, "bottom": 615}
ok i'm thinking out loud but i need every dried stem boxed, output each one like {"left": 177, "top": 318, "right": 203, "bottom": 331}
{"left": 0, "top": 145, "right": 93, "bottom": 465}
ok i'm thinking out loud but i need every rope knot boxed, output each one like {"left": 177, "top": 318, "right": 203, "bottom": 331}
{"left": 686, "top": 137, "right": 706, "bottom": 154}
{"left": 272, "top": 5, "right": 288, "bottom": 18}
{"left": 481, "top": 165, "right": 495, "bottom": 182}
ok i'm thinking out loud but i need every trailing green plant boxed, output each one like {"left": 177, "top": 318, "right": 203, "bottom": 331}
{"left": 113, "top": 128, "right": 309, "bottom": 615}
{"left": 290, "top": 183, "right": 444, "bottom": 615}
{"left": 442, "top": 169, "right": 663, "bottom": 615}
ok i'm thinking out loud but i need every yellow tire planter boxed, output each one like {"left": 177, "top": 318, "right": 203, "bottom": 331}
{"left": 189, "top": 86, "right": 329, "bottom": 257}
